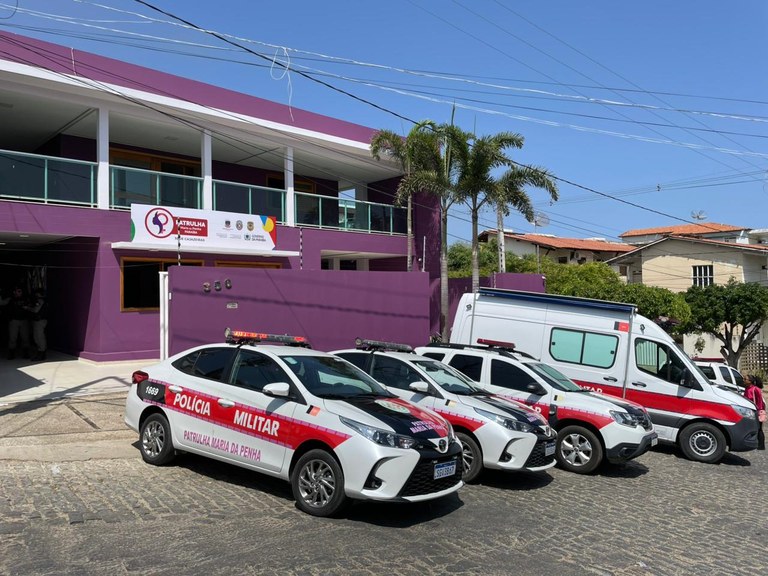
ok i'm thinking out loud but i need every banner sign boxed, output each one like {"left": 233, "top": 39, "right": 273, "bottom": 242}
{"left": 130, "top": 204, "right": 277, "bottom": 251}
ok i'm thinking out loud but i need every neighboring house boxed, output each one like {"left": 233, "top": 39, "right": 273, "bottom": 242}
{"left": 607, "top": 223, "right": 768, "bottom": 368}
{"left": 478, "top": 229, "right": 634, "bottom": 265}
{"left": 0, "top": 31, "right": 449, "bottom": 361}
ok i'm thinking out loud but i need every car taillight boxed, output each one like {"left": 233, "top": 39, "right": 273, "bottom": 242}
{"left": 132, "top": 371, "right": 149, "bottom": 385}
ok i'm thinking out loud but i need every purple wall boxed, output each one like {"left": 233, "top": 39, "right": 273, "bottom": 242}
{"left": 168, "top": 267, "right": 431, "bottom": 354}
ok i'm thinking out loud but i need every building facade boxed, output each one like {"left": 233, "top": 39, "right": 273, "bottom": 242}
{"left": 0, "top": 31, "right": 447, "bottom": 361}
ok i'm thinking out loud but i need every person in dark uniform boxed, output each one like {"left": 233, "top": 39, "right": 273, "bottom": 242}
{"left": 1, "top": 286, "right": 30, "bottom": 360}
{"left": 25, "top": 289, "right": 48, "bottom": 361}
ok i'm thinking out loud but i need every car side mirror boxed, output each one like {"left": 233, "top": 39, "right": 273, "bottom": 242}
{"left": 263, "top": 382, "right": 291, "bottom": 397}
{"left": 409, "top": 381, "right": 430, "bottom": 394}
{"left": 526, "top": 382, "right": 547, "bottom": 396}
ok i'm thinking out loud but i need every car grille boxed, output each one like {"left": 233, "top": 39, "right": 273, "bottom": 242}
{"left": 399, "top": 454, "right": 463, "bottom": 497}
{"left": 523, "top": 440, "right": 556, "bottom": 469}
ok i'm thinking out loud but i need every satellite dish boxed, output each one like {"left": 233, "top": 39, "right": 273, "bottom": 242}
{"left": 533, "top": 212, "right": 550, "bottom": 228}
{"left": 691, "top": 210, "right": 707, "bottom": 221}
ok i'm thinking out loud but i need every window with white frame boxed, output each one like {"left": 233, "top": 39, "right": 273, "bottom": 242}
{"left": 692, "top": 264, "right": 714, "bottom": 287}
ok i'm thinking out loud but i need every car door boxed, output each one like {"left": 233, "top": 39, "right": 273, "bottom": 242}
{"left": 166, "top": 347, "right": 236, "bottom": 452}
{"left": 486, "top": 358, "right": 552, "bottom": 418}
{"left": 626, "top": 337, "right": 694, "bottom": 441}
{"left": 205, "top": 349, "right": 297, "bottom": 473}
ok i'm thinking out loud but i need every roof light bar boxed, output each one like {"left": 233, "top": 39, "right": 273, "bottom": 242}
{"left": 225, "top": 328, "right": 310, "bottom": 347}
{"left": 354, "top": 337, "right": 413, "bottom": 353}
{"left": 476, "top": 338, "right": 516, "bottom": 351}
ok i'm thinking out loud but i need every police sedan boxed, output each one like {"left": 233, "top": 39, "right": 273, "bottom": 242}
{"left": 124, "top": 330, "right": 463, "bottom": 517}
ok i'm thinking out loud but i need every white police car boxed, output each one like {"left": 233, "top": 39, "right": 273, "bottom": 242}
{"left": 416, "top": 340, "right": 657, "bottom": 474}
{"left": 332, "top": 339, "right": 557, "bottom": 483}
{"left": 124, "top": 330, "right": 462, "bottom": 517}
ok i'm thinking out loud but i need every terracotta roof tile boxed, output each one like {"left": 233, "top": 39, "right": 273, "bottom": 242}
{"left": 491, "top": 232, "right": 633, "bottom": 252}
{"left": 620, "top": 223, "right": 746, "bottom": 238}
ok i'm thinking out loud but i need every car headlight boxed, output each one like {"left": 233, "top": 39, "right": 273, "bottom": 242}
{"left": 610, "top": 410, "right": 640, "bottom": 428}
{"left": 445, "top": 419, "right": 456, "bottom": 442}
{"left": 339, "top": 416, "right": 418, "bottom": 449}
{"left": 475, "top": 407, "right": 534, "bottom": 433}
{"left": 732, "top": 405, "right": 756, "bottom": 420}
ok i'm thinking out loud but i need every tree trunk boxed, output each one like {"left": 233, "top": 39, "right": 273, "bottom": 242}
{"left": 440, "top": 205, "right": 450, "bottom": 341}
{"left": 406, "top": 194, "right": 413, "bottom": 272}
{"left": 471, "top": 200, "right": 479, "bottom": 293}
{"left": 496, "top": 207, "right": 505, "bottom": 274}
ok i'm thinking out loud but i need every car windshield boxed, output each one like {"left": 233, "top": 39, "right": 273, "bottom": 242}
{"left": 281, "top": 354, "right": 392, "bottom": 399}
{"left": 528, "top": 362, "right": 584, "bottom": 392}
{"left": 410, "top": 358, "right": 483, "bottom": 395}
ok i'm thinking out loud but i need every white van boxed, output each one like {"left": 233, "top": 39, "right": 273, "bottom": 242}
{"left": 692, "top": 358, "right": 745, "bottom": 393}
{"left": 415, "top": 342, "right": 658, "bottom": 474}
{"left": 450, "top": 288, "right": 760, "bottom": 464}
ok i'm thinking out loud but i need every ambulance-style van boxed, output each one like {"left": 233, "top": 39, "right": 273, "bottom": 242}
{"left": 450, "top": 288, "right": 760, "bottom": 464}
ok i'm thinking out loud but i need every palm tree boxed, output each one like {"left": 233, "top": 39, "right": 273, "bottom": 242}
{"left": 493, "top": 164, "right": 558, "bottom": 274}
{"left": 453, "top": 132, "right": 558, "bottom": 292}
{"left": 370, "top": 121, "right": 440, "bottom": 272}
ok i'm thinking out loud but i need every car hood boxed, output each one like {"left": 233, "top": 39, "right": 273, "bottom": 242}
{"left": 711, "top": 385, "right": 752, "bottom": 408}
{"left": 584, "top": 391, "right": 647, "bottom": 415}
{"left": 322, "top": 396, "right": 450, "bottom": 439}
{"left": 457, "top": 393, "right": 547, "bottom": 426}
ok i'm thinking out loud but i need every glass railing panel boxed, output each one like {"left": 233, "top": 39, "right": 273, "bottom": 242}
{"left": 0, "top": 150, "right": 96, "bottom": 205}
{"left": 46, "top": 159, "right": 95, "bottom": 205}
{"left": 296, "top": 193, "right": 321, "bottom": 227}
{"left": 111, "top": 166, "right": 155, "bottom": 208}
{"left": 369, "top": 204, "right": 388, "bottom": 233}
{"left": 159, "top": 173, "right": 201, "bottom": 209}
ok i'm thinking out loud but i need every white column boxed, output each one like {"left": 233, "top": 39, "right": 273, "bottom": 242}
{"left": 201, "top": 130, "right": 213, "bottom": 210}
{"left": 284, "top": 147, "right": 295, "bottom": 226}
{"left": 96, "top": 107, "right": 109, "bottom": 210}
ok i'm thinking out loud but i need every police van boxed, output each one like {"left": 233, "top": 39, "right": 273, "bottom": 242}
{"left": 415, "top": 341, "right": 657, "bottom": 474}
{"left": 124, "top": 330, "right": 463, "bottom": 517}
{"left": 333, "top": 339, "right": 557, "bottom": 483}
{"left": 450, "top": 289, "right": 760, "bottom": 464}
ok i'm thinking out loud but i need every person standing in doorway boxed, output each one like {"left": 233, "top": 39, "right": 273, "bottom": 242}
{"left": 1, "top": 286, "right": 31, "bottom": 360}
{"left": 743, "top": 374, "right": 765, "bottom": 450}
{"left": 25, "top": 289, "right": 48, "bottom": 361}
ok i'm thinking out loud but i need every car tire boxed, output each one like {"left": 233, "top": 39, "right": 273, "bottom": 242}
{"left": 556, "top": 425, "right": 603, "bottom": 474}
{"left": 457, "top": 432, "right": 483, "bottom": 483}
{"left": 139, "top": 413, "right": 176, "bottom": 466}
{"left": 679, "top": 422, "right": 726, "bottom": 464}
{"left": 291, "top": 449, "right": 348, "bottom": 517}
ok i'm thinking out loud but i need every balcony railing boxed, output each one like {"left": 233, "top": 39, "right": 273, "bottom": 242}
{"left": 0, "top": 149, "right": 96, "bottom": 206}
{"left": 0, "top": 149, "right": 406, "bottom": 235}
{"left": 296, "top": 192, "right": 406, "bottom": 235}
{"left": 212, "top": 179, "right": 286, "bottom": 223}
{"left": 110, "top": 165, "right": 202, "bottom": 209}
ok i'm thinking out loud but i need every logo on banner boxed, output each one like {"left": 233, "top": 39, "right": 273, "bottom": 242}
{"left": 145, "top": 208, "right": 175, "bottom": 239}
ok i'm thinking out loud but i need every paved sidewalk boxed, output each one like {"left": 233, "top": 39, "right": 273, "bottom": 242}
{"left": 0, "top": 352, "right": 156, "bottom": 462}
{"left": 0, "top": 351, "right": 154, "bottom": 405}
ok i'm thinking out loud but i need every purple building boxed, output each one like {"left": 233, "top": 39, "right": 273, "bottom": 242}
{"left": 0, "top": 31, "right": 542, "bottom": 361}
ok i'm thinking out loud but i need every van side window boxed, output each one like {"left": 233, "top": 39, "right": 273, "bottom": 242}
{"left": 421, "top": 352, "right": 445, "bottom": 362}
{"left": 718, "top": 366, "right": 733, "bottom": 384}
{"left": 447, "top": 354, "right": 483, "bottom": 381}
{"left": 635, "top": 339, "right": 686, "bottom": 384}
{"left": 549, "top": 328, "right": 618, "bottom": 368}
{"left": 490, "top": 359, "right": 533, "bottom": 392}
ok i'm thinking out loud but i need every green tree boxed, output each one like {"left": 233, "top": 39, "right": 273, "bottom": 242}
{"left": 678, "top": 279, "right": 768, "bottom": 367}
{"left": 370, "top": 121, "right": 440, "bottom": 272}
{"left": 448, "top": 240, "right": 500, "bottom": 278}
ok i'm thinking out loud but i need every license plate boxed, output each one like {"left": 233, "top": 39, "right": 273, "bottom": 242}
{"left": 433, "top": 461, "right": 457, "bottom": 479}
{"left": 545, "top": 441, "right": 556, "bottom": 457}
{"left": 651, "top": 437, "right": 658, "bottom": 446}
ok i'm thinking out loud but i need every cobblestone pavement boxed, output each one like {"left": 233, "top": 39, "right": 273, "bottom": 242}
{"left": 0, "top": 394, "right": 766, "bottom": 576}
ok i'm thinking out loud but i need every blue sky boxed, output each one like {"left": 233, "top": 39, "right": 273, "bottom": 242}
{"left": 2, "top": 0, "right": 767, "bottom": 246}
